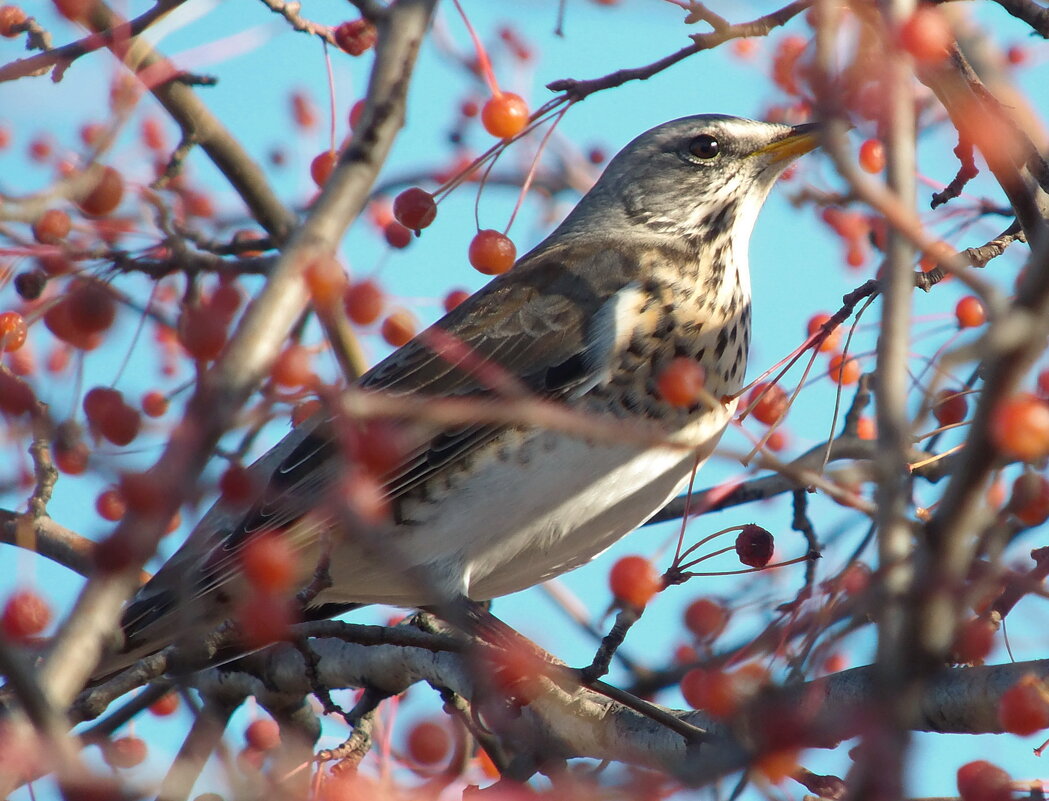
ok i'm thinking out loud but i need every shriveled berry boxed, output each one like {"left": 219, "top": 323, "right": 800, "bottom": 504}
{"left": 735, "top": 524, "right": 774, "bottom": 568}
{"left": 333, "top": 18, "right": 377, "bottom": 56}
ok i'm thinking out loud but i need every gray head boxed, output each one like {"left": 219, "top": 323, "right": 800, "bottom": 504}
{"left": 556, "top": 114, "right": 819, "bottom": 250}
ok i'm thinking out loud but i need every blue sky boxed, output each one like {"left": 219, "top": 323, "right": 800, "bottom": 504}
{"left": 2, "top": 1, "right": 1048, "bottom": 798}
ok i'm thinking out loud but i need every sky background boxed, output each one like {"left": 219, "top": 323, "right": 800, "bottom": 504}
{"left": 1, "top": 0, "right": 1047, "bottom": 798}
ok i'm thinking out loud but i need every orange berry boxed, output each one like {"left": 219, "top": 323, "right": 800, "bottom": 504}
{"left": 748, "top": 382, "right": 789, "bottom": 425}
{"left": 857, "top": 138, "right": 885, "bottom": 173}
{"left": 683, "top": 598, "right": 728, "bottom": 640}
{"left": 77, "top": 166, "right": 124, "bottom": 216}
{"left": 241, "top": 535, "right": 297, "bottom": 594}
{"left": 828, "top": 353, "right": 860, "bottom": 385}
{"left": 310, "top": 150, "right": 337, "bottom": 188}
{"left": 102, "top": 736, "right": 148, "bottom": 769}
{"left": 149, "top": 692, "right": 179, "bottom": 716}
{"left": 856, "top": 416, "right": 876, "bottom": 440}
{"left": 0, "top": 311, "right": 27, "bottom": 352}
{"left": 245, "top": 718, "right": 281, "bottom": 751}
{"left": 990, "top": 392, "right": 1049, "bottom": 462}
{"left": 32, "top": 208, "right": 71, "bottom": 244}
{"left": 141, "top": 390, "right": 169, "bottom": 417}
{"left": 1, "top": 589, "right": 51, "bottom": 641}
{"left": 95, "top": 488, "right": 126, "bottom": 521}
{"left": 680, "top": 667, "right": 738, "bottom": 718}
{"left": 656, "top": 358, "right": 707, "bottom": 408}
{"left": 344, "top": 279, "right": 384, "bottom": 325}
{"left": 806, "top": 312, "right": 840, "bottom": 352}
{"left": 955, "top": 295, "right": 986, "bottom": 328}
{"left": 468, "top": 229, "right": 516, "bottom": 275}
{"left": 381, "top": 309, "right": 416, "bottom": 347}
{"left": 608, "top": 555, "right": 661, "bottom": 607}
{"left": 271, "top": 345, "right": 314, "bottom": 388}
{"left": 0, "top": 5, "right": 26, "bottom": 37}
{"left": 957, "top": 760, "right": 1011, "bottom": 801}
{"left": 443, "top": 288, "right": 470, "bottom": 312}
{"left": 998, "top": 674, "right": 1049, "bottom": 735}
{"left": 951, "top": 617, "right": 996, "bottom": 665}
{"left": 481, "top": 92, "right": 529, "bottom": 139}
{"left": 898, "top": 6, "right": 952, "bottom": 63}
{"left": 304, "top": 255, "right": 347, "bottom": 307}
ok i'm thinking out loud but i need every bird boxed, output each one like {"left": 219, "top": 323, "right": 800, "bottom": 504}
{"left": 106, "top": 114, "right": 819, "bottom": 673}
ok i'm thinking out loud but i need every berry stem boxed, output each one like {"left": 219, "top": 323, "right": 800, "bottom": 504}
{"left": 322, "top": 40, "right": 337, "bottom": 155}
{"left": 451, "top": 0, "right": 500, "bottom": 97}
{"left": 504, "top": 106, "right": 567, "bottom": 234}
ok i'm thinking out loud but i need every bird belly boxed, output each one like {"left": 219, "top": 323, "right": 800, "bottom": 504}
{"left": 317, "top": 402, "right": 734, "bottom": 607}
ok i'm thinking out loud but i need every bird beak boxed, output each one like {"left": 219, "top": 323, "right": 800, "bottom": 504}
{"left": 753, "top": 122, "right": 821, "bottom": 163}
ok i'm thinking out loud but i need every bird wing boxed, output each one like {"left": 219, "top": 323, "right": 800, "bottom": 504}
{"left": 116, "top": 240, "right": 648, "bottom": 653}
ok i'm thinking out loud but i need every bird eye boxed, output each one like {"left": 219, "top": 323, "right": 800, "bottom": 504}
{"left": 689, "top": 134, "right": 720, "bottom": 160}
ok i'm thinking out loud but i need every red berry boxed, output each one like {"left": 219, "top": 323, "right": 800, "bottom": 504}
{"left": 95, "top": 488, "right": 127, "bottom": 521}
{"left": 119, "top": 470, "right": 171, "bottom": 516}
{"left": 468, "top": 229, "right": 516, "bottom": 275}
{"left": 241, "top": 535, "right": 297, "bottom": 594}
{"left": 393, "top": 187, "right": 437, "bottom": 230}
{"left": 858, "top": 138, "right": 885, "bottom": 173}
{"left": 481, "top": 93, "right": 529, "bottom": 139}
{"left": 149, "top": 692, "right": 179, "bottom": 716}
{"left": 79, "top": 122, "right": 105, "bottom": 148}
{"left": 333, "top": 18, "right": 377, "bottom": 56}
{"left": 67, "top": 279, "right": 116, "bottom": 334}
{"left": 349, "top": 99, "right": 366, "bottom": 129}
{"left": 680, "top": 667, "right": 738, "bottom": 718}
{"left": 182, "top": 189, "right": 215, "bottom": 218}
{"left": 656, "top": 358, "right": 707, "bottom": 408}
{"left": 310, "top": 150, "right": 337, "bottom": 188}
{"left": 735, "top": 524, "right": 774, "bottom": 568}
{"left": 955, "top": 295, "right": 986, "bottom": 328}
{"left": 683, "top": 598, "right": 728, "bottom": 640}
{"left": 828, "top": 353, "right": 860, "bottom": 385}
{"left": 406, "top": 720, "right": 451, "bottom": 765}
{"left": 998, "top": 674, "right": 1049, "bottom": 735}
{"left": 219, "top": 463, "right": 256, "bottom": 506}
{"left": 608, "top": 555, "right": 661, "bottom": 607}
{"left": 271, "top": 345, "right": 314, "bottom": 388}
{"left": 177, "top": 305, "right": 228, "bottom": 361}
{"left": 381, "top": 309, "right": 416, "bottom": 347}
{"left": 1006, "top": 45, "right": 1026, "bottom": 66}
{"left": 957, "top": 760, "right": 1012, "bottom": 801}
{"left": 103, "top": 736, "right": 148, "bottom": 769}
{"left": 141, "top": 117, "right": 166, "bottom": 151}
{"left": 235, "top": 591, "right": 294, "bottom": 648}
{"left": 990, "top": 392, "right": 1049, "bottom": 462}
{"left": 1, "top": 589, "right": 51, "bottom": 641}
{"left": 443, "top": 288, "right": 470, "bottom": 312}
{"left": 951, "top": 617, "right": 996, "bottom": 665}
{"left": 1007, "top": 471, "right": 1049, "bottom": 526}
{"left": 383, "top": 221, "right": 412, "bottom": 249}
{"left": 0, "top": 311, "right": 27, "bottom": 352}
{"left": 304, "top": 255, "right": 347, "bottom": 307}
{"left": 748, "top": 382, "right": 789, "bottom": 425}
{"left": 0, "top": 5, "right": 26, "bottom": 37}
{"left": 898, "top": 6, "right": 952, "bottom": 63}
{"left": 932, "top": 388, "right": 967, "bottom": 426}
{"left": 141, "top": 390, "right": 168, "bottom": 417}
{"left": 32, "top": 208, "right": 71, "bottom": 244}
{"left": 344, "top": 280, "right": 384, "bottom": 326}
{"left": 245, "top": 718, "right": 281, "bottom": 751}
{"left": 77, "top": 166, "right": 124, "bottom": 216}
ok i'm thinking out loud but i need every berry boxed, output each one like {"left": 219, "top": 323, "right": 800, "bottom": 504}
{"left": 14, "top": 271, "right": 46, "bottom": 301}
{"left": 141, "top": 117, "right": 166, "bottom": 151}
{"left": 344, "top": 280, "right": 384, "bottom": 325}
{"left": 858, "top": 138, "right": 885, "bottom": 173}
{"left": 177, "top": 305, "right": 228, "bottom": 361}
{"left": 304, "top": 255, "right": 347, "bottom": 307}
{"left": 32, "top": 208, "right": 71, "bottom": 244}
{"left": 806, "top": 312, "right": 840, "bottom": 352}
{"left": 898, "top": 6, "right": 952, "bottom": 63}
{"left": 0, "top": 6, "right": 26, "bottom": 37}
{"left": 406, "top": 720, "right": 451, "bottom": 765}
{"left": 0, "top": 311, "right": 27, "bottom": 352}
{"left": 656, "top": 358, "right": 706, "bottom": 407}
{"left": 245, "top": 718, "right": 281, "bottom": 751}
{"left": 141, "top": 390, "right": 169, "bottom": 417}
{"left": 680, "top": 667, "right": 738, "bottom": 718}
{"left": 735, "top": 524, "right": 774, "bottom": 568}
{"left": 381, "top": 309, "right": 416, "bottom": 347}
{"left": 955, "top": 295, "right": 986, "bottom": 328}
{"left": 0, "top": 372, "right": 34, "bottom": 416}
{"left": 828, "top": 353, "right": 860, "bottom": 385}
{"left": 241, "top": 535, "right": 297, "bottom": 594}
{"left": 608, "top": 555, "right": 661, "bottom": 607}
{"left": 333, "top": 18, "right": 377, "bottom": 56}
{"left": 856, "top": 416, "right": 876, "bottom": 440}
{"left": 383, "top": 221, "right": 412, "bottom": 249}
{"left": 481, "top": 92, "right": 529, "bottom": 139}
{"left": 102, "top": 736, "right": 148, "bottom": 769}
{"left": 219, "top": 464, "right": 256, "bottom": 506}
{"left": 271, "top": 345, "right": 314, "bottom": 388}
{"left": 67, "top": 279, "right": 116, "bottom": 334}
{"left": 1007, "top": 472, "right": 1049, "bottom": 526}
{"left": 990, "top": 392, "right": 1049, "bottom": 462}
{"left": 235, "top": 592, "right": 293, "bottom": 648}
{"left": 468, "top": 229, "right": 516, "bottom": 275}
{"left": 1, "top": 589, "right": 51, "bottom": 641}
{"left": 748, "top": 382, "right": 789, "bottom": 425}
{"left": 957, "top": 760, "right": 1012, "bottom": 801}
{"left": 951, "top": 617, "right": 996, "bottom": 665}
{"left": 683, "top": 598, "right": 728, "bottom": 640}
{"left": 290, "top": 90, "right": 317, "bottom": 129}
{"left": 310, "top": 150, "right": 337, "bottom": 188}
{"left": 53, "top": 0, "right": 92, "bottom": 22}
{"left": 443, "top": 288, "right": 470, "bottom": 312}
{"left": 932, "top": 388, "right": 967, "bottom": 426}
{"left": 349, "top": 99, "right": 366, "bottom": 129}
{"left": 95, "top": 488, "right": 126, "bottom": 521}
{"left": 149, "top": 693, "right": 179, "bottom": 716}
{"left": 999, "top": 674, "right": 1049, "bottom": 735}
{"left": 393, "top": 187, "right": 437, "bottom": 230}
{"left": 77, "top": 166, "right": 124, "bottom": 216}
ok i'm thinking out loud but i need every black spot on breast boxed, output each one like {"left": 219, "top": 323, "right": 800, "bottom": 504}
{"left": 714, "top": 328, "right": 729, "bottom": 359}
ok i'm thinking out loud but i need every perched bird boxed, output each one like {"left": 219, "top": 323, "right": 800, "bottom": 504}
{"left": 110, "top": 115, "right": 819, "bottom": 671}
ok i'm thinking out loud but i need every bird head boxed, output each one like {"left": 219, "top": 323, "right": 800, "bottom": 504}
{"left": 558, "top": 114, "right": 821, "bottom": 247}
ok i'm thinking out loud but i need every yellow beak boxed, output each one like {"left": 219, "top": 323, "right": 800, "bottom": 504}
{"left": 753, "top": 122, "right": 821, "bottom": 163}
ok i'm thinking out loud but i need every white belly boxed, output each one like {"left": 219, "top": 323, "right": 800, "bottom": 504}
{"left": 316, "top": 402, "right": 734, "bottom": 607}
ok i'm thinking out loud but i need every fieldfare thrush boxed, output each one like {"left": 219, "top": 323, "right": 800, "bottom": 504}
{"left": 110, "top": 114, "right": 819, "bottom": 670}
